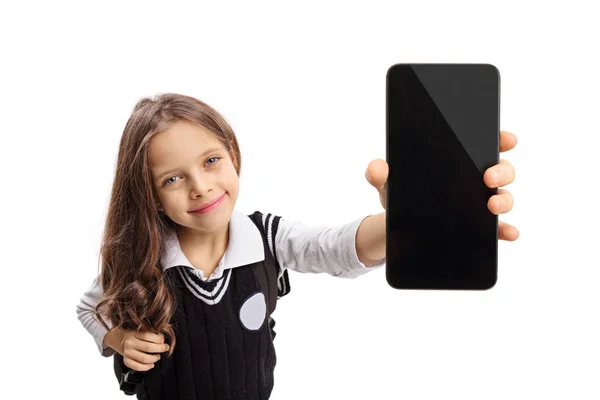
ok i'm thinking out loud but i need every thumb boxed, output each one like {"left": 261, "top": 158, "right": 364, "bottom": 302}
{"left": 365, "top": 159, "right": 388, "bottom": 191}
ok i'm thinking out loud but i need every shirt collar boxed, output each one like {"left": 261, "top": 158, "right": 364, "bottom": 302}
{"left": 160, "top": 208, "right": 265, "bottom": 275}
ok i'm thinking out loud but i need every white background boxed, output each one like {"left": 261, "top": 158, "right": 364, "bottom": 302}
{"left": 1, "top": 1, "right": 598, "bottom": 399}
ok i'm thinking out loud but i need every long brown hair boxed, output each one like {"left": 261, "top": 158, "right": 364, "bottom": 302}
{"left": 94, "top": 93, "right": 242, "bottom": 356}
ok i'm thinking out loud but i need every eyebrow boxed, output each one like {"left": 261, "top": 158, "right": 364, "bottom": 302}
{"left": 154, "top": 147, "right": 224, "bottom": 181}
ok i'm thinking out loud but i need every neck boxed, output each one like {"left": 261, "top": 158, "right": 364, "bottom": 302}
{"left": 178, "top": 223, "right": 230, "bottom": 263}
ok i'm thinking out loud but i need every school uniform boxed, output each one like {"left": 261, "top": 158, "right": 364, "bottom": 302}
{"left": 76, "top": 209, "right": 385, "bottom": 399}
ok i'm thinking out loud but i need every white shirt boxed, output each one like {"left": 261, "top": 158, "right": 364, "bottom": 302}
{"left": 76, "top": 209, "right": 385, "bottom": 356}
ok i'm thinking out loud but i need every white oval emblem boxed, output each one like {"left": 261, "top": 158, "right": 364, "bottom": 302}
{"left": 239, "top": 291, "right": 267, "bottom": 330}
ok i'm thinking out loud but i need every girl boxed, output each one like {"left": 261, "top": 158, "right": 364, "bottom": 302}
{"left": 76, "top": 93, "right": 388, "bottom": 400}
{"left": 77, "top": 93, "right": 519, "bottom": 399}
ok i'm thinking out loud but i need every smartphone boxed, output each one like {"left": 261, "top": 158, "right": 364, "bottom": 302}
{"left": 386, "top": 63, "right": 500, "bottom": 290}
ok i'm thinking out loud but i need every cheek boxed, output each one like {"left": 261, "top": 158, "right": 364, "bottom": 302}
{"left": 216, "top": 170, "right": 239, "bottom": 206}
{"left": 225, "top": 167, "right": 240, "bottom": 193}
{"left": 155, "top": 191, "right": 166, "bottom": 208}
{"left": 160, "top": 193, "right": 185, "bottom": 212}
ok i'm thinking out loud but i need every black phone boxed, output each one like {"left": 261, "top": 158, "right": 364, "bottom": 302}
{"left": 386, "top": 63, "right": 500, "bottom": 290}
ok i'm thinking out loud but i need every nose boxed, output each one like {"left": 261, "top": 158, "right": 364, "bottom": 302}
{"left": 189, "top": 172, "right": 213, "bottom": 198}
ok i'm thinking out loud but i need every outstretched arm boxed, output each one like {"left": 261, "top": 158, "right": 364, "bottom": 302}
{"left": 274, "top": 215, "right": 385, "bottom": 279}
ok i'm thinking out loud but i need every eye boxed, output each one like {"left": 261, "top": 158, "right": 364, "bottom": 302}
{"left": 206, "top": 156, "right": 220, "bottom": 166}
{"left": 163, "top": 176, "right": 179, "bottom": 186}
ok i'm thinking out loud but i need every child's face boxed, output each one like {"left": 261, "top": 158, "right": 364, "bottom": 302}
{"left": 148, "top": 120, "right": 239, "bottom": 234}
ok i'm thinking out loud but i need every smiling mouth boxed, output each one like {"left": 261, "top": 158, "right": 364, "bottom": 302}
{"left": 188, "top": 193, "right": 226, "bottom": 213}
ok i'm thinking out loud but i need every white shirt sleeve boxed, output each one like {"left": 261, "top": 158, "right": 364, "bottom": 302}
{"left": 274, "top": 214, "right": 386, "bottom": 279}
{"left": 75, "top": 276, "right": 116, "bottom": 357}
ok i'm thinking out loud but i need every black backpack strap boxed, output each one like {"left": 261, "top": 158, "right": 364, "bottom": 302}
{"left": 266, "top": 214, "right": 291, "bottom": 299}
{"left": 253, "top": 262, "right": 279, "bottom": 340}
{"left": 113, "top": 351, "right": 146, "bottom": 397}
{"left": 253, "top": 260, "right": 275, "bottom": 315}
{"left": 255, "top": 211, "right": 291, "bottom": 298}
{"left": 249, "top": 211, "right": 292, "bottom": 341}
{"left": 249, "top": 212, "right": 276, "bottom": 314}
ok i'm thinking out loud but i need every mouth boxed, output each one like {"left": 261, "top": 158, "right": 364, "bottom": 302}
{"left": 188, "top": 193, "right": 226, "bottom": 213}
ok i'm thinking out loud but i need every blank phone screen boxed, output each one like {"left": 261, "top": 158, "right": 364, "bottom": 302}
{"left": 386, "top": 64, "right": 500, "bottom": 290}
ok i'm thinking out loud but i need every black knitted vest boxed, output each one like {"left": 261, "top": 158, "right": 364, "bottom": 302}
{"left": 113, "top": 211, "right": 291, "bottom": 400}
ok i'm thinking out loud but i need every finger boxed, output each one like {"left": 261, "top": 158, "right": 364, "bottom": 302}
{"left": 498, "top": 220, "right": 520, "bottom": 241}
{"left": 124, "top": 356, "right": 155, "bottom": 372}
{"left": 500, "top": 130, "right": 517, "bottom": 153}
{"left": 487, "top": 189, "right": 513, "bottom": 215}
{"left": 484, "top": 159, "right": 515, "bottom": 188}
{"left": 125, "top": 348, "right": 162, "bottom": 364}
{"left": 133, "top": 339, "right": 171, "bottom": 354}
{"left": 135, "top": 331, "right": 165, "bottom": 344}
{"left": 365, "top": 159, "right": 388, "bottom": 191}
